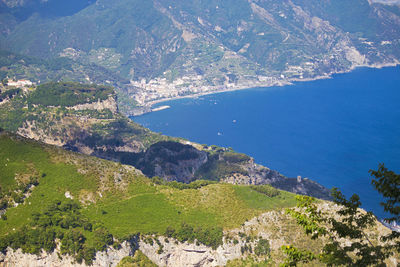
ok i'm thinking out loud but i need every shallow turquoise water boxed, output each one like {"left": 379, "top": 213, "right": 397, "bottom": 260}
{"left": 133, "top": 66, "right": 400, "bottom": 219}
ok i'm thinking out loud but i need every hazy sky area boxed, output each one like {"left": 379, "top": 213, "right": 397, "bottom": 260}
{"left": 371, "top": 0, "right": 400, "bottom": 4}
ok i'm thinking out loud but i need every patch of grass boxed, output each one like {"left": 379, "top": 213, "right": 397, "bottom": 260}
{"left": 222, "top": 151, "right": 251, "bottom": 164}
{"left": 117, "top": 250, "right": 157, "bottom": 267}
{"left": 249, "top": 185, "right": 281, "bottom": 198}
{"left": 0, "top": 136, "right": 99, "bottom": 237}
{"left": 234, "top": 185, "right": 296, "bottom": 210}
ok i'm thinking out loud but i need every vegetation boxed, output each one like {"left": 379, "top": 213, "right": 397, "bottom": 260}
{"left": 249, "top": 185, "right": 281, "bottom": 198}
{"left": 28, "top": 82, "right": 114, "bottom": 107}
{"left": 2, "top": 0, "right": 398, "bottom": 89}
{"left": 151, "top": 177, "right": 217, "bottom": 190}
{"left": 281, "top": 164, "right": 400, "bottom": 266}
{"left": 0, "top": 199, "right": 113, "bottom": 265}
{"left": 234, "top": 186, "right": 296, "bottom": 210}
{"left": 195, "top": 153, "right": 249, "bottom": 181}
{"left": 222, "top": 151, "right": 251, "bottom": 164}
{"left": 0, "top": 132, "right": 297, "bottom": 264}
{"left": 164, "top": 222, "right": 223, "bottom": 249}
{"left": 226, "top": 256, "right": 270, "bottom": 267}
{"left": 134, "top": 141, "right": 201, "bottom": 177}
{"left": 0, "top": 88, "right": 21, "bottom": 102}
{"left": 254, "top": 238, "right": 271, "bottom": 257}
{"left": 117, "top": 250, "right": 157, "bottom": 267}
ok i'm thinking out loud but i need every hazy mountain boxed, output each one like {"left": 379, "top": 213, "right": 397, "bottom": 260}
{"left": 1, "top": 0, "right": 400, "bottom": 108}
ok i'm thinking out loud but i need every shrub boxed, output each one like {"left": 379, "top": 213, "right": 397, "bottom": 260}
{"left": 164, "top": 223, "right": 223, "bottom": 249}
{"left": 0, "top": 200, "right": 113, "bottom": 264}
{"left": 254, "top": 238, "right": 270, "bottom": 256}
{"left": 249, "top": 185, "right": 280, "bottom": 198}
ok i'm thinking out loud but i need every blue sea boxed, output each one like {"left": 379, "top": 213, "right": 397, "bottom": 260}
{"left": 132, "top": 66, "right": 400, "bottom": 219}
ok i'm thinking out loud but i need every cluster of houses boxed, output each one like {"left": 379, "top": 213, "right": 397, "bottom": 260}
{"left": 6, "top": 79, "right": 34, "bottom": 88}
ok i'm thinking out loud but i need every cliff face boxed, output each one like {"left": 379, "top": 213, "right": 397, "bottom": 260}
{"left": 67, "top": 96, "right": 118, "bottom": 114}
{"left": 0, "top": 240, "right": 135, "bottom": 267}
{"left": 132, "top": 142, "right": 331, "bottom": 199}
{"left": 222, "top": 160, "right": 332, "bottom": 200}
{"left": 2, "top": 206, "right": 396, "bottom": 267}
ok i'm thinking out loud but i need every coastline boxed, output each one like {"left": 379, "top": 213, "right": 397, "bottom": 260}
{"left": 131, "top": 61, "right": 399, "bottom": 116}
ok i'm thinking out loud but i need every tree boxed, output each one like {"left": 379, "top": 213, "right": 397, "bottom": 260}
{"left": 370, "top": 164, "right": 400, "bottom": 254}
{"left": 281, "top": 164, "right": 399, "bottom": 266}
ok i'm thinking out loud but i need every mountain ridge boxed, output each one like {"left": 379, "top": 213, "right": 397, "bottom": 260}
{"left": 1, "top": 0, "right": 400, "bottom": 113}
{"left": 0, "top": 81, "right": 332, "bottom": 199}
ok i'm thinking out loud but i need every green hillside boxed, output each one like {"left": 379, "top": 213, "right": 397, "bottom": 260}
{"left": 0, "top": 131, "right": 297, "bottom": 264}
{"left": 0, "top": 50, "right": 138, "bottom": 114}
{"left": 0, "top": 81, "right": 164, "bottom": 148}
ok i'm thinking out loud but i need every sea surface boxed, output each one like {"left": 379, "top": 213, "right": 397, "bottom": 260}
{"left": 132, "top": 66, "right": 400, "bottom": 219}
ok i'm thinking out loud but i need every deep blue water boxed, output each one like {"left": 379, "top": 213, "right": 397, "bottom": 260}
{"left": 132, "top": 66, "right": 400, "bottom": 219}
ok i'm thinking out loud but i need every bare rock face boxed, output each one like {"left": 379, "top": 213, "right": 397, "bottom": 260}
{"left": 2, "top": 207, "right": 397, "bottom": 266}
{"left": 270, "top": 176, "right": 332, "bottom": 200}
{"left": 0, "top": 241, "right": 134, "bottom": 267}
{"left": 223, "top": 160, "right": 332, "bottom": 200}
{"left": 138, "top": 236, "right": 246, "bottom": 267}
{"left": 68, "top": 96, "right": 118, "bottom": 114}
{"left": 17, "top": 120, "right": 66, "bottom": 147}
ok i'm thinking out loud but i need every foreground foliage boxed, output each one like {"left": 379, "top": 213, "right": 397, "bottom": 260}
{"left": 282, "top": 164, "right": 400, "bottom": 266}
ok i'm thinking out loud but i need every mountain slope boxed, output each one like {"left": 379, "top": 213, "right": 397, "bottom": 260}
{"left": 0, "top": 50, "right": 140, "bottom": 114}
{"left": 1, "top": 0, "right": 400, "bottom": 109}
{"left": 3, "top": 0, "right": 400, "bottom": 93}
{"left": 0, "top": 131, "right": 395, "bottom": 266}
{"left": 0, "top": 81, "right": 332, "bottom": 199}
{"left": 0, "top": 130, "right": 298, "bottom": 265}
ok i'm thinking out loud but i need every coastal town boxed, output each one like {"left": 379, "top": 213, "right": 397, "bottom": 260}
{"left": 131, "top": 74, "right": 286, "bottom": 106}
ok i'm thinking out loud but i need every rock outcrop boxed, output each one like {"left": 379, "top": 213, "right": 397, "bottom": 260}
{"left": 0, "top": 240, "right": 135, "bottom": 267}
{"left": 139, "top": 237, "right": 243, "bottom": 267}
{"left": 68, "top": 96, "right": 118, "bottom": 114}
{"left": 222, "top": 159, "right": 331, "bottom": 200}
{"left": 1, "top": 205, "right": 397, "bottom": 267}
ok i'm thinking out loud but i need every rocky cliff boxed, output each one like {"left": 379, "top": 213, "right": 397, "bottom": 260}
{"left": 0, "top": 241, "right": 134, "bottom": 267}
{"left": 2, "top": 206, "right": 396, "bottom": 267}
